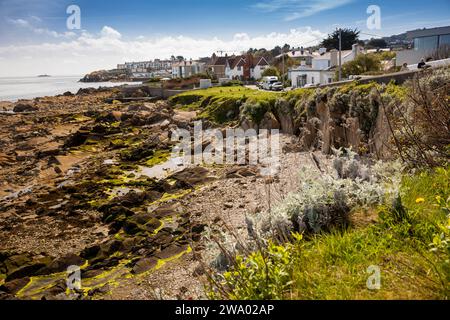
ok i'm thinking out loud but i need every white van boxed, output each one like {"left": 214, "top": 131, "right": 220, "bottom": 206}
{"left": 261, "top": 76, "right": 279, "bottom": 90}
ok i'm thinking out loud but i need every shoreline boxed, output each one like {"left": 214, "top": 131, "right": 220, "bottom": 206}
{"left": 0, "top": 76, "right": 142, "bottom": 103}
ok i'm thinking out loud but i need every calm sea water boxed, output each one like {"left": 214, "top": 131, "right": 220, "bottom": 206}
{"left": 0, "top": 75, "right": 140, "bottom": 102}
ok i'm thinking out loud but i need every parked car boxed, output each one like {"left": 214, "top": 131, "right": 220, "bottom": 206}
{"left": 271, "top": 82, "right": 284, "bottom": 91}
{"left": 261, "top": 76, "right": 279, "bottom": 90}
{"left": 303, "top": 83, "right": 316, "bottom": 88}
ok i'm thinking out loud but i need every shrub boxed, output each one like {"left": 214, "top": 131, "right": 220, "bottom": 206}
{"left": 384, "top": 67, "right": 450, "bottom": 168}
{"left": 248, "top": 149, "right": 403, "bottom": 241}
{"left": 221, "top": 80, "right": 244, "bottom": 87}
{"left": 241, "top": 100, "right": 272, "bottom": 124}
{"left": 337, "top": 54, "right": 381, "bottom": 79}
{"left": 261, "top": 67, "right": 280, "bottom": 78}
{"left": 208, "top": 239, "right": 299, "bottom": 300}
{"left": 200, "top": 97, "right": 242, "bottom": 124}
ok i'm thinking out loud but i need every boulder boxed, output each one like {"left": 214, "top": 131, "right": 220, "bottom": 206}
{"left": 13, "top": 103, "right": 37, "bottom": 113}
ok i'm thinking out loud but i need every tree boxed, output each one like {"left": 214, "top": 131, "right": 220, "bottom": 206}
{"left": 321, "top": 28, "right": 360, "bottom": 51}
{"left": 273, "top": 56, "right": 300, "bottom": 78}
{"left": 367, "top": 38, "right": 388, "bottom": 49}
{"left": 270, "top": 46, "right": 282, "bottom": 57}
{"left": 282, "top": 43, "right": 291, "bottom": 53}
{"left": 337, "top": 54, "right": 381, "bottom": 79}
{"left": 261, "top": 67, "right": 280, "bottom": 78}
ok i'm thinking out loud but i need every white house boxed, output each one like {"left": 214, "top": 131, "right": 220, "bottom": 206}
{"left": 172, "top": 60, "right": 205, "bottom": 78}
{"left": 251, "top": 57, "right": 270, "bottom": 79}
{"left": 276, "top": 48, "right": 314, "bottom": 66}
{"left": 224, "top": 55, "right": 269, "bottom": 80}
{"left": 225, "top": 56, "right": 245, "bottom": 79}
{"left": 289, "top": 44, "right": 363, "bottom": 88}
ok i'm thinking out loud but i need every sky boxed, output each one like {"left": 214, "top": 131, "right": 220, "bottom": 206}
{"left": 0, "top": 0, "right": 449, "bottom": 77}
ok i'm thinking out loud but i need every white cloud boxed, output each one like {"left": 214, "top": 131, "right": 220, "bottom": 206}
{"left": 9, "top": 18, "right": 30, "bottom": 27}
{"left": 252, "top": 0, "right": 353, "bottom": 21}
{"left": 7, "top": 17, "right": 77, "bottom": 39}
{"left": 100, "top": 26, "right": 122, "bottom": 39}
{"left": 0, "top": 26, "right": 325, "bottom": 77}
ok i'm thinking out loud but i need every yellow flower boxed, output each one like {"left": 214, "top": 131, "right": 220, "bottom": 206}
{"left": 416, "top": 198, "right": 425, "bottom": 204}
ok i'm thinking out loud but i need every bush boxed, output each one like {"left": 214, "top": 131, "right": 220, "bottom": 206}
{"left": 200, "top": 97, "right": 242, "bottom": 124}
{"left": 261, "top": 67, "right": 280, "bottom": 78}
{"left": 384, "top": 67, "right": 450, "bottom": 168}
{"left": 241, "top": 100, "right": 272, "bottom": 124}
{"left": 209, "top": 239, "right": 299, "bottom": 300}
{"left": 221, "top": 80, "right": 244, "bottom": 87}
{"left": 337, "top": 54, "right": 381, "bottom": 79}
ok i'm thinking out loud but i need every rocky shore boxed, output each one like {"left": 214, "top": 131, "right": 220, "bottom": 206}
{"left": 80, "top": 70, "right": 132, "bottom": 83}
{"left": 0, "top": 85, "right": 305, "bottom": 300}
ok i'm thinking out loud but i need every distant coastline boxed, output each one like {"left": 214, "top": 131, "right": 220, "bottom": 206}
{"left": 0, "top": 75, "right": 140, "bottom": 102}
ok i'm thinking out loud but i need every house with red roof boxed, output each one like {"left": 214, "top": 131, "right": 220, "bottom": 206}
{"left": 207, "top": 53, "right": 270, "bottom": 80}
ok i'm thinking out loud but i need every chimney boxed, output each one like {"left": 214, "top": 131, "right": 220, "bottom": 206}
{"left": 330, "top": 49, "right": 338, "bottom": 67}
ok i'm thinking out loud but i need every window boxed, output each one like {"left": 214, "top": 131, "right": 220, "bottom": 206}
{"left": 311, "top": 76, "right": 315, "bottom": 84}
{"left": 328, "top": 60, "right": 331, "bottom": 67}
{"left": 328, "top": 78, "right": 332, "bottom": 84}
{"left": 297, "top": 74, "right": 307, "bottom": 87}
{"left": 237, "top": 66, "right": 242, "bottom": 71}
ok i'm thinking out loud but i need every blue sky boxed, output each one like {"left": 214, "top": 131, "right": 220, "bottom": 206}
{"left": 0, "top": 0, "right": 449, "bottom": 76}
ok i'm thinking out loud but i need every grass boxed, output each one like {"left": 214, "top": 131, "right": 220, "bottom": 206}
{"left": 209, "top": 167, "right": 450, "bottom": 300}
{"left": 169, "top": 82, "right": 408, "bottom": 126}
{"left": 170, "top": 87, "right": 283, "bottom": 124}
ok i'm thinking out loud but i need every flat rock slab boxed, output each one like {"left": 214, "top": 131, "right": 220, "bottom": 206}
{"left": 132, "top": 257, "right": 158, "bottom": 274}
{"left": 155, "top": 244, "right": 188, "bottom": 260}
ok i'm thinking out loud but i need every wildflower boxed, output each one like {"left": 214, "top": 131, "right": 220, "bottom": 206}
{"left": 416, "top": 198, "right": 425, "bottom": 204}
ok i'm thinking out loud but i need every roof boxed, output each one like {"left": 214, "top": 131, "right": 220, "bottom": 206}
{"left": 254, "top": 57, "right": 269, "bottom": 66}
{"left": 210, "top": 54, "right": 270, "bottom": 69}
{"left": 407, "top": 26, "right": 450, "bottom": 39}
{"left": 210, "top": 56, "right": 228, "bottom": 66}
{"left": 229, "top": 56, "right": 245, "bottom": 69}
{"left": 276, "top": 51, "right": 314, "bottom": 59}
{"left": 312, "top": 50, "right": 352, "bottom": 60}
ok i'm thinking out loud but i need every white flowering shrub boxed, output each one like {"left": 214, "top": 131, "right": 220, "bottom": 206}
{"left": 252, "top": 149, "right": 403, "bottom": 240}
{"left": 202, "top": 149, "right": 403, "bottom": 272}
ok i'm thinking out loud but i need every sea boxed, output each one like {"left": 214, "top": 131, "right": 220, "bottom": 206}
{"left": 0, "top": 75, "right": 141, "bottom": 102}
